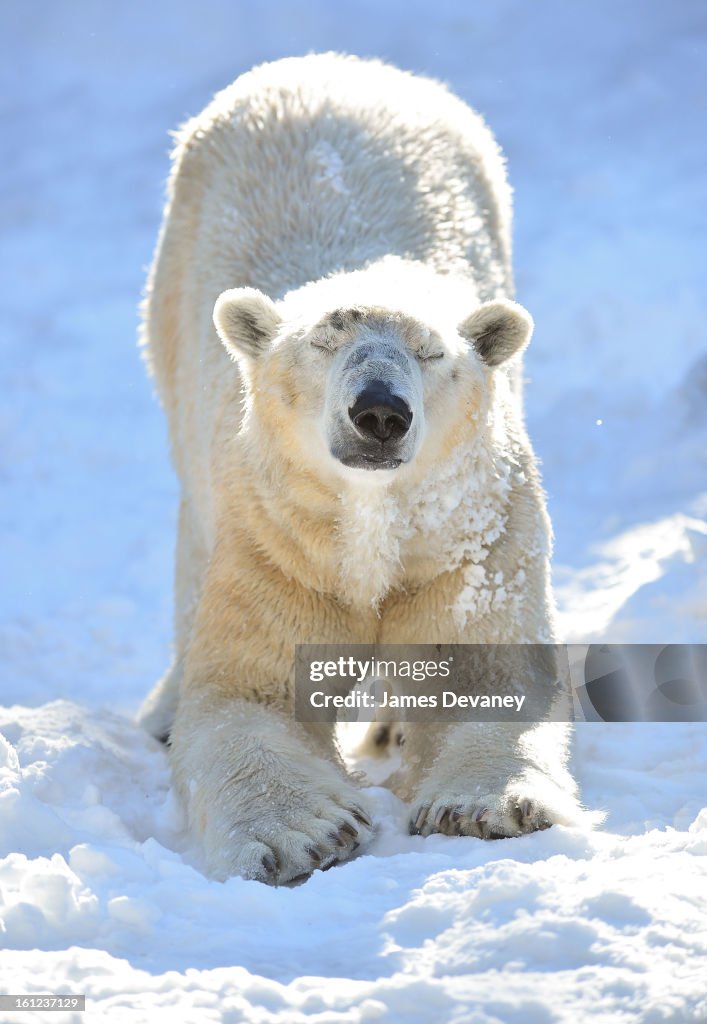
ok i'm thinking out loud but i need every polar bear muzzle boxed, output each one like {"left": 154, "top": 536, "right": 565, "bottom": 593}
{"left": 326, "top": 332, "right": 423, "bottom": 472}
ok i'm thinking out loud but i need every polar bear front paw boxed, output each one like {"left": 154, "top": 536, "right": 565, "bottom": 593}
{"left": 228, "top": 801, "right": 374, "bottom": 885}
{"left": 200, "top": 776, "right": 375, "bottom": 885}
{"left": 409, "top": 775, "right": 579, "bottom": 840}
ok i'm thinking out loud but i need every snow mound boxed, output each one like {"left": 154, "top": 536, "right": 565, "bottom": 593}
{"left": 556, "top": 512, "right": 707, "bottom": 642}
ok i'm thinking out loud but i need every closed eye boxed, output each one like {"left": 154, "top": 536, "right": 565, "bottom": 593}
{"left": 311, "top": 338, "right": 337, "bottom": 354}
{"left": 417, "top": 351, "right": 444, "bottom": 362}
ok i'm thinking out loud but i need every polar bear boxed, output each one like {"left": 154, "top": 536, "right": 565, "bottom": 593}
{"left": 138, "top": 53, "right": 583, "bottom": 883}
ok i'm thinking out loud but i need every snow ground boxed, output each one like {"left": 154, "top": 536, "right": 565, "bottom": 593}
{"left": 1, "top": 1, "right": 706, "bottom": 1022}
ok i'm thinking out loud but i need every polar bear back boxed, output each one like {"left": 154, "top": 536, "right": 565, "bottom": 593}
{"left": 170, "top": 53, "right": 511, "bottom": 296}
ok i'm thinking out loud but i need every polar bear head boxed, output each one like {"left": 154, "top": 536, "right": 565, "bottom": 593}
{"left": 213, "top": 259, "right": 532, "bottom": 486}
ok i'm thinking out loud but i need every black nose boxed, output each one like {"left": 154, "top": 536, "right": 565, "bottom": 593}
{"left": 349, "top": 382, "right": 413, "bottom": 442}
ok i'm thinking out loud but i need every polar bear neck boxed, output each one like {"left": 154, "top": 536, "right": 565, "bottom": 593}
{"left": 335, "top": 426, "right": 519, "bottom": 610}
{"left": 335, "top": 484, "right": 407, "bottom": 610}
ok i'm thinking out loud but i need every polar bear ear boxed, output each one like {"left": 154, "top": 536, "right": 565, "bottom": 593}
{"left": 213, "top": 288, "right": 282, "bottom": 359}
{"left": 458, "top": 300, "right": 534, "bottom": 367}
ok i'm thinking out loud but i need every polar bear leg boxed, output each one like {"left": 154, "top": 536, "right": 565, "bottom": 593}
{"left": 170, "top": 697, "right": 375, "bottom": 883}
{"left": 402, "top": 721, "right": 583, "bottom": 838}
{"left": 137, "top": 499, "right": 208, "bottom": 742}
{"left": 137, "top": 659, "right": 183, "bottom": 742}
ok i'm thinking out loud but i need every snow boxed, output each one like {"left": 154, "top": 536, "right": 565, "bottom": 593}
{"left": 312, "top": 141, "right": 350, "bottom": 197}
{"left": 1, "top": 1, "right": 706, "bottom": 1022}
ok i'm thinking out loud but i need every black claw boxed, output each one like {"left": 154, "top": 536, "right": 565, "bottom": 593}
{"left": 329, "top": 830, "right": 346, "bottom": 848}
{"left": 261, "top": 853, "right": 277, "bottom": 875}
{"left": 339, "top": 822, "right": 358, "bottom": 841}
{"left": 434, "top": 807, "right": 451, "bottom": 830}
{"left": 306, "top": 845, "right": 323, "bottom": 863}
{"left": 350, "top": 807, "right": 373, "bottom": 829}
{"left": 412, "top": 806, "right": 429, "bottom": 833}
{"left": 288, "top": 872, "right": 312, "bottom": 886}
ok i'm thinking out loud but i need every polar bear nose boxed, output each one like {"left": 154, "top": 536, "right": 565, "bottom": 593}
{"left": 349, "top": 382, "right": 413, "bottom": 442}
